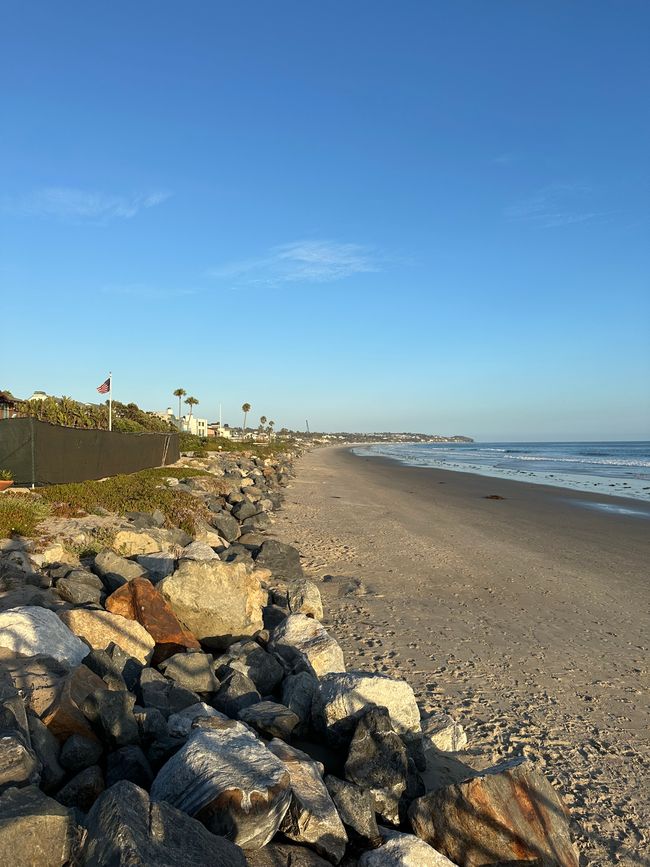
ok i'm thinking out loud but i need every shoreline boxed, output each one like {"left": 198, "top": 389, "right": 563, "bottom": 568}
{"left": 273, "top": 445, "right": 650, "bottom": 865}
{"left": 349, "top": 443, "right": 650, "bottom": 507}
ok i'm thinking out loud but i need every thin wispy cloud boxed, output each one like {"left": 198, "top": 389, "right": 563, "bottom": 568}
{"left": 208, "top": 240, "right": 380, "bottom": 287}
{"left": 505, "top": 183, "right": 608, "bottom": 228}
{"left": 4, "top": 187, "right": 171, "bottom": 222}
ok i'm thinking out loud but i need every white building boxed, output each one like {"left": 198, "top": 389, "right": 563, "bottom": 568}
{"left": 181, "top": 415, "right": 208, "bottom": 437}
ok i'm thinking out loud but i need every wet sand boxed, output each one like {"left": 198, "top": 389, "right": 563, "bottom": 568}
{"left": 272, "top": 446, "right": 649, "bottom": 866}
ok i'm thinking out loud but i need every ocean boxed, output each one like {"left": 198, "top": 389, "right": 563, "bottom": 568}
{"left": 351, "top": 441, "right": 650, "bottom": 502}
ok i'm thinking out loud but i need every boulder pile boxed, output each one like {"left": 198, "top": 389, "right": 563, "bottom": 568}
{"left": 0, "top": 448, "right": 580, "bottom": 866}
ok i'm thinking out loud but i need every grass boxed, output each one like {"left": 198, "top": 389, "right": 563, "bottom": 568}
{"left": 180, "top": 433, "right": 294, "bottom": 460}
{"left": 38, "top": 467, "right": 214, "bottom": 535}
{"left": 0, "top": 493, "right": 52, "bottom": 538}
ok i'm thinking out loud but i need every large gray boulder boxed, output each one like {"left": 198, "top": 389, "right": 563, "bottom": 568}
{"left": 318, "top": 671, "right": 421, "bottom": 752}
{"left": 344, "top": 706, "right": 408, "bottom": 825}
{"left": 270, "top": 614, "right": 345, "bottom": 677}
{"left": 287, "top": 580, "right": 323, "bottom": 620}
{"left": 150, "top": 720, "right": 291, "bottom": 848}
{"left": 0, "top": 733, "right": 41, "bottom": 793}
{"left": 93, "top": 549, "right": 146, "bottom": 592}
{"left": 214, "top": 639, "right": 284, "bottom": 695}
{"left": 159, "top": 560, "right": 266, "bottom": 648}
{"left": 255, "top": 540, "right": 304, "bottom": 582}
{"left": 83, "top": 780, "right": 247, "bottom": 866}
{"left": 359, "top": 827, "right": 457, "bottom": 866}
{"left": 0, "top": 785, "right": 77, "bottom": 867}
{"left": 409, "top": 756, "right": 579, "bottom": 867}
{"left": 268, "top": 739, "right": 348, "bottom": 864}
{"left": 325, "top": 775, "right": 382, "bottom": 850}
{"left": 0, "top": 607, "right": 89, "bottom": 669}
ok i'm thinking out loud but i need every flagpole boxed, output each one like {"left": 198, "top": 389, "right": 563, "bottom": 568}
{"left": 109, "top": 372, "right": 112, "bottom": 432}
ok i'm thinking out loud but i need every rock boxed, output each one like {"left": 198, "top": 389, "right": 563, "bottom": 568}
{"left": 213, "top": 670, "right": 261, "bottom": 718}
{"left": 82, "top": 780, "right": 247, "bottom": 866}
{"left": 55, "top": 570, "right": 104, "bottom": 605}
{"left": 0, "top": 586, "right": 63, "bottom": 612}
{"left": 159, "top": 559, "right": 266, "bottom": 649}
{"left": 255, "top": 539, "right": 304, "bottom": 582}
{"left": 167, "top": 703, "right": 228, "bottom": 738}
{"left": 181, "top": 541, "right": 220, "bottom": 561}
{"left": 159, "top": 651, "right": 219, "bottom": 693}
{"left": 0, "top": 732, "right": 41, "bottom": 793}
{"left": 0, "top": 785, "right": 76, "bottom": 867}
{"left": 215, "top": 639, "right": 284, "bottom": 695}
{"left": 239, "top": 701, "right": 300, "bottom": 740}
{"left": 138, "top": 667, "right": 173, "bottom": 715}
{"left": 344, "top": 706, "right": 408, "bottom": 825}
{"left": 82, "top": 690, "right": 140, "bottom": 748}
{"left": 150, "top": 722, "right": 291, "bottom": 848}
{"left": 39, "top": 542, "right": 68, "bottom": 565}
{"left": 267, "top": 739, "right": 347, "bottom": 863}
{"left": 245, "top": 843, "right": 332, "bottom": 866}
{"left": 105, "top": 577, "right": 200, "bottom": 665}
{"left": 325, "top": 775, "right": 382, "bottom": 850}
{"left": 232, "top": 500, "right": 260, "bottom": 522}
{"left": 27, "top": 712, "right": 66, "bottom": 791}
{"left": 270, "top": 614, "right": 345, "bottom": 677}
{"left": 112, "top": 531, "right": 162, "bottom": 557}
{"left": 237, "top": 532, "right": 265, "bottom": 551}
{"left": 0, "top": 607, "right": 89, "bottom": 668}
{"left": 134, "top": 707, "right": 167, "bottom": 744}
{"left": 41, "top": 665, "right": 108, "bottom": 744}
{"left": 0, "top": 668, "right": 29, "bottom": 740}
{"left": 421, "top": 713, "right": 467, "bottom": 753}
{"left": 82, "top": 648, "right": 128, "bottom": 691}
{"left": 209, "top": 511, "right": 241, "bottom": 543}
{"left": 318, "top": 671, "right": 421, "bottom": 754}
{"left": 105, "top": 643, "right": 143, "bottom": 692}
{"left": 287, "top": 580, "right": 324, "bottom": 620}
{"left": 408, "top": 756, "right": 579, "bottom": 867}
{"left": 359, "top": 828, "right": 457, "bottom": 866}
{"left": 59, "top": 733, "right": 103, "bottom": 772}
{"left": 126, "top": 510, "right": 165, "bottom": 529}
{"left": 282, "top": 672, "right": 320, "bottom": 737}
{"left": 220, "top": 545, "right": 254, "bottom": 567}
{"left": 56, "top": 764, "right": 104, "bottom": 812}
{"left": 106, "top": 745, "right": 154, "bottom": 789}
{"left": 135, "top": 552, "right": 176, "bottom": 582}
{"left": 93, "top": 549, "right": 147, "bottom": 592}
{"left": 192, "top": 520, "right": 227, "bottom": 548}
{"left": 58, "top": 608, "right": 156, "bottom": 665}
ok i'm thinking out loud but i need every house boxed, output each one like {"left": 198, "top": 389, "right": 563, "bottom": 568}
{"left": 207, "top": 422, "right": 232, "bottom": 439}
{"left": 0, "top": 391, "right": 18, "bottom": 419}
{"left": 27, "top": 390, "right": 49, "bottom": 402}
{"left": 181, "top": 415, "right": 208, "bottom": 437}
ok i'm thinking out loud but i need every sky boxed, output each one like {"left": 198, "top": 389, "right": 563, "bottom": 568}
{"left": 1, "top": 1, "right": 649, "bottom": 441}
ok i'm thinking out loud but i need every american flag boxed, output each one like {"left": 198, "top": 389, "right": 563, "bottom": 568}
{"left": 97, "top": 377, "right": 111, "bottom": 394}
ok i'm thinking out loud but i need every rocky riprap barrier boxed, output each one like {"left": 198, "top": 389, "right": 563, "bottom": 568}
{"left": 0, "top": 449, "right": 580, "bottom": 866}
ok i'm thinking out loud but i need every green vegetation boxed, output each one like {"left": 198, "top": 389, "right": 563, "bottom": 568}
{"left": 0, "top": 493, "right": 51, "bottom": 538}
{"left": 16, "top": 395, "right": 176, "bottom": 433}
{"left": 39, "top": 467, "right": 214, "bottom": 535}
{"left": 242, "top": 402, "right": 251, "bottom": 432}
{"left": 0, "top": 470, "right": 13, "bottom": 481}
{"left": 173, "top": 388, "right": 186, "bottom": 421}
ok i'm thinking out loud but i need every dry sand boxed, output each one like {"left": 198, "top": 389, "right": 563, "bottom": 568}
{"left": 271, "top": 445, "right": 649, "bottom": 866}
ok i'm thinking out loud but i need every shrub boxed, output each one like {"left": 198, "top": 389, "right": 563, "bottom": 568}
{"left": 0, "top": 493, "right": 51, "bottom": 538}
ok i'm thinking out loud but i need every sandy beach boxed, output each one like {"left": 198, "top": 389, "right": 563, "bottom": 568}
{"left": 272, "top": 445, "right": 649, "bottom": 866}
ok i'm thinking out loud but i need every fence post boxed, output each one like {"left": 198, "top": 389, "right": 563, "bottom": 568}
{"left": 30, "top": 416, "right": 36, "bottom": 489}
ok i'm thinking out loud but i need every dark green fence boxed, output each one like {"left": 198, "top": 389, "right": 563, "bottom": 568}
{"left": 0, "top": 418, "right": 179, "bottom": 486}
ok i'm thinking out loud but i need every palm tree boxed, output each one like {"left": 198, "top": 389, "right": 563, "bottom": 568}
{"left": 268, "top": 420, "right": 275, "bottom": 439}
{"left": 242, "top": 402, "right": 251, "bottom": 433}
{"left": 173, "top": 388, "right": 186, "bottom": 422}
{"left": 184, "top": 396, "right": 199, "bottom": 419}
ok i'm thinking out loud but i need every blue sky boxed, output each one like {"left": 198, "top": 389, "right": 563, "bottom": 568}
{"left": 1, "top": 1, "right": 649, "bottom": 440}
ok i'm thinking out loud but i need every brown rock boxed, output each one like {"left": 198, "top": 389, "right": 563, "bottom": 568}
{"left": 408, "top": 756, "right": 579, "bottom": 867}
{"left": 42, "top": 665, "right": 107, "bottom": 744}
{"left": 105, "top": 577, "right": 200, "bottom": 665}
{"left": 58, "top": 609, "right": 155, "bottom": 665}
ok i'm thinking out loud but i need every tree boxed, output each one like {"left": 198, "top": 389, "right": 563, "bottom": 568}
{"left": 184, "top": 396, "right": 199, "bottom": 419}
{"left": 173, "top": 388, "right": 186, "bottom": 421}
{"left": 268, "top": 420, "right": 275, "bottom": 439}
{"left": 242, "top": 402, "right": 251, "bottom": 432}
{"left": 259, "top": 415, "right": 267, "bottom": 433}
